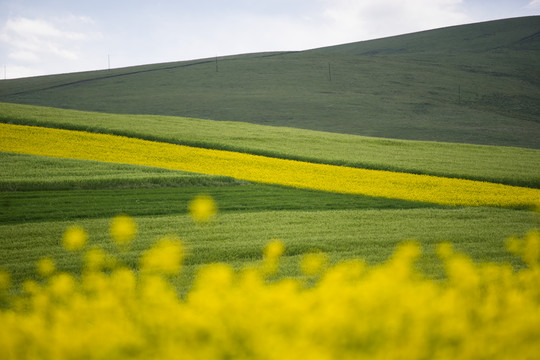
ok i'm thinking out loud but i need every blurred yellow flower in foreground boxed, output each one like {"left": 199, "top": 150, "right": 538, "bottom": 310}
{"left": 110, "top": 214, "right": 137, "bottom": 247}
{"left": 1, "top": 224, "right": 540, "bottom": 360}
{"left": 140, "top": 236, "right": 184, "bottom": 275}
{"left": 62, "top": 225, "right": 88, "bottom": 251}
{"left": 301, "top": 251, "right": 328, "bottom": 276}
{"left": 36, "top": 257, "right": 55, "bottom": 277}
{"left": 49, "top": 273, "right": 76, "bottom": 298}
{"left": 189, "top": 195, "right": 217, "bottom": 223}
{"left": 263, "top": 239, "right": 285, "bottom": 274}
{"left": 84, "top": 247, "right": 108, "bottom": 272}
{"left": 264, "top": 239, "right": 285, "bottom": 260}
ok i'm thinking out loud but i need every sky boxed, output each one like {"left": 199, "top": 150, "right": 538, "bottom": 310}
{"left": 0, "top": 0, "right": 539, "bottom": 79}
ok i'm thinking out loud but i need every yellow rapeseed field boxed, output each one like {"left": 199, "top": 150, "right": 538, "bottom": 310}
{"left": 1, "top": 123, "right": 539, "bottom": 207}
{"left": 0, "top": 214, "right": 539, "bottom": 360}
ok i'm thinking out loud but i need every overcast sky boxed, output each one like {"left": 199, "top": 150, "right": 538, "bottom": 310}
{"left": 0, "top": 0, "right": 539, "bottom": 79}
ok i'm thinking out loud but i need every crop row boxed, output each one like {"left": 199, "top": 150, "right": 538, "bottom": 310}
{"left": 1, "top": 123, "right": 539, "bottom": 208}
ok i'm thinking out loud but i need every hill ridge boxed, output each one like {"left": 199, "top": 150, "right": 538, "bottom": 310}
{"left": 311, "top": 16, "right": 540, "bottom": 54}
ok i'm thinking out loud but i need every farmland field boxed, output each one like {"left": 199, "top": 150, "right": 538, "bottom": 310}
{"left": 1, "top": 103, "right": 538, "bottom": 288}
{"left": 1, "top": 16, "right": 540, "bottom": 359}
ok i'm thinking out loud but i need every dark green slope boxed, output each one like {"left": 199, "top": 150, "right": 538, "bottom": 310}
{"left": 0, "top": 16, "right": 539, "bottom": 148}
{"left": 315, "top": 15, "right": 540, "bottom": 55}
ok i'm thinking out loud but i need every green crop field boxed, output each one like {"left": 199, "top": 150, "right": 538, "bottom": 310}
{"left": 0, "top": 16, "right": 539, "bottom": 292}
{"left": 0, "top": 104, "right": 538, "bottom": 288}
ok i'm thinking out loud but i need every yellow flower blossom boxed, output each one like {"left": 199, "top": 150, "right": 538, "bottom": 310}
{"left": 188, "top": 194, "right": 217, "bottom": 222}
{"left": 192, "top": 263, "right": 235, "bottom": 292}
{"left": 21, "top": 279, "right": 40, "bottom": 295}
{"left": 436, "top": 242, "right": 454, "bottom": 259}
{"left": 523, "top": 230, "right": 540, "bottom": 267}
{"left": 264, "top": 239, "right": 285, "bottom": 260}
{"left": 62, "top": 225, "right": 88, "bottom": 251}
{"left": 300, "top": 251, "right": 328, "bottom": 276}
{"left": 505, "top": 235, "right": 522, "bottom": 256}
{"left": 110, "top": 214, "right": 137, "bottom": 247}
{"left": 36, "top": 257, "right": 55, "bottom": 277}
{"left": 140, "top": 236, "right": 184, "bottom": 275}
{"left": 504, "top": 230, "right": 540, "bottom": 267}
{"left": 48, "top": 272, "right": 76, "bottom": 298}
{"left": 84, "top": 247, "right": 108, "bottom": 272}
{"left": 110, "top": 267, "right": 137, "bottom": 296}
{"left": 263, "top": 239, "right": 285, "bottom": 274}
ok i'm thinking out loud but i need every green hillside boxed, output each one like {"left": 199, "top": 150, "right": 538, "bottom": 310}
{"left": 0, "top": 16, "right": 539, "bottom": 148}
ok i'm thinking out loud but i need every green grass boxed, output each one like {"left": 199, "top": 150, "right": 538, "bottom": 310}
{"left": 0, "top": 152, "right": 242, "bottom": 191}
{"left": 0, "top": 17, "right": 538, "bottom": 148}
{"left": 1, "top": 104, "right": 539, "bottom": 188}
{"left": 0, "top": 207, "right": 537, "bottom": 290}
{"left": 0, "top": 184, "right": 439, "bottom": 224}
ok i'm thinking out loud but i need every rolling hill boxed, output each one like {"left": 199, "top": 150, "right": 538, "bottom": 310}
{"left": 0, "top": 16, "right": 539, "bottom": 148}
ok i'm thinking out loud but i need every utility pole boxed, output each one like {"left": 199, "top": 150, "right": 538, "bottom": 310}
{"left": 328, "top": 63, "right": 332, "bottom": 81}
{"left": 4, "top": 65, "right": 6, "bottom": 80}
{"left": 215, "top": 56, "right": 218, "bottom": 72}
{"left": 108, "top": 54, "right": 110, "bottom": 71}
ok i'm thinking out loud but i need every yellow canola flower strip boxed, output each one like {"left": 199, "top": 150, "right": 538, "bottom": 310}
{"left": 1, "top": 123, "right": 539, "bottom": 207}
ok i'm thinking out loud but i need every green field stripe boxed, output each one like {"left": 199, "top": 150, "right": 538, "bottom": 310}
{"left": 0, "top": 151, "right": 244, "bottom": 191}
{"left": 0, "top": 185, "right": 440, "bottom": 224}
{"left": 0, "top": 207, "right": 535, "bottom": 287}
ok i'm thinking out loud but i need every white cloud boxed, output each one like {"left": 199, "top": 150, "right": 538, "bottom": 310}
{"left": 528, "top": 0, "right": 540, "bottom": 9}
{"left": 1, "top": 17, "right": 91, "bottom": 62}
{"left": 0, "top": 15, "right": 102, "bottom": 77}
{"left": 6, "top": 17, "right": 84, "bottom": 40}
{"left": 321, "top": 0, "right": 469, "bottom": 42}
{"left": 8, "top": 50, "right": 40, "bottom": 62}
